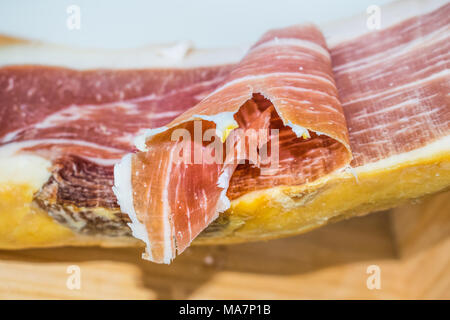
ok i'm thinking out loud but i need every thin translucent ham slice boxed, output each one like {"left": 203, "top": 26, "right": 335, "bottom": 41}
{"left": 114, "top": 25, "right": 352, "bottom": 263}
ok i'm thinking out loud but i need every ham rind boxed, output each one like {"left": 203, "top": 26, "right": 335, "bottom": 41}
{"left": 114, "top": 25, "right": 352, "bottom": 263}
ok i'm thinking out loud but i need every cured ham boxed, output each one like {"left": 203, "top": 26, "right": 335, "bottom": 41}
{"left": 0, "top": 65, "right": 233, "bottom": 236}
{"left": 0, "top": 0, "right": 448, "bottom": 261}
{"left": 114, "top": 24, "right": 352, "bottom": 263}
{"left": 228, "top": 0, "right": 450, "bottom": 199}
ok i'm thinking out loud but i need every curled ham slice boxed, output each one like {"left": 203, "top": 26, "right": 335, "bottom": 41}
{"left": 113, "top": 24, "right": 352, "bottom": 263}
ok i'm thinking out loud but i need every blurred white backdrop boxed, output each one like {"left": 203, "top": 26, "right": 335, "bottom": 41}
{"left": 0, "top": 0, "right": 392, "bottom": 48}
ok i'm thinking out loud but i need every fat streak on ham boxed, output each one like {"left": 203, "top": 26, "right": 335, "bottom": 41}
{"left": 0, "top": 0, "right": 448, "bottom": 262}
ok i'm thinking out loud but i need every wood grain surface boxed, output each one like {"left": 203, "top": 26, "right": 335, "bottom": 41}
{"left": 0, "top": 191, "right": 448, "bottom": 300}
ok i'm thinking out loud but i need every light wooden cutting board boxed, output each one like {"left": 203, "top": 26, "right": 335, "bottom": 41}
{"left": 0, "top": 191, "right": 448, "bottom": 299}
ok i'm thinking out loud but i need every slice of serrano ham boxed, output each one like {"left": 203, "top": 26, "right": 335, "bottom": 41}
{"left": 113, "top": 25, "right": 352, "bottom": 263}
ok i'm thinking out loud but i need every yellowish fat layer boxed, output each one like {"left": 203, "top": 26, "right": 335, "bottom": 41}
{"left": 222, "top": 123, "right": 239, "bottom": 143}
{"left": 197, "top": 149, "right": 450, "bottom": 244}
{"left": 0, "top": 184, "right": 140, "bottom": 249}
{"left": 0, "top": 150, "right": 449, "bottom": 249}
{"left": 0, "top": 184, "right": 75, "bottom": 248}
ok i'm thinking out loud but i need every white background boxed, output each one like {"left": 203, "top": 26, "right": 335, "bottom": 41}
{"left": 0, "top": 0, "right": 392, "bottom": 49}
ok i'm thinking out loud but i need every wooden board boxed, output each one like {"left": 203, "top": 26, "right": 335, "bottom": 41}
{"left": 0, "top": 191, "right": 448, "bottom": 300}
